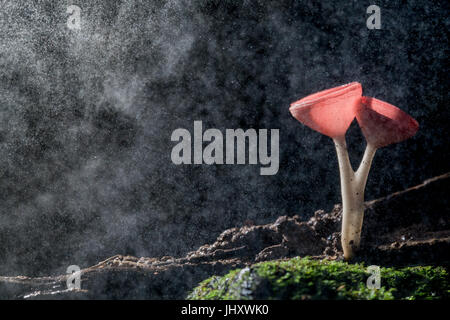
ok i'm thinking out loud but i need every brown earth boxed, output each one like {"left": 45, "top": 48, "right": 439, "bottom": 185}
{"left": 1, "top": 172, "right": 449, "bottom": 299}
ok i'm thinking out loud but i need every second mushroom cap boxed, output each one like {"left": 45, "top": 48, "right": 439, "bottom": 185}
{"left": 356, "top": 96, "right": 419, "bottom": 148}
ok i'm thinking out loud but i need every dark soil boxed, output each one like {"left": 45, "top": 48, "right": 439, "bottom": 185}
{"left": 0, "top": 173, "right": 448, "bottom": 299}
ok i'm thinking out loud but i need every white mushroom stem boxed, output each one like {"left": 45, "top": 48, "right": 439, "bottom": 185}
{"left": 333, "top": 136, "right": 377, "bottom": 260}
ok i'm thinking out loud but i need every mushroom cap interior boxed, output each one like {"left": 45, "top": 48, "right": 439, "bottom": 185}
{"left": 356, "top": 96, "right": 419, "bottom": 148}
{"left": 289, "top": 82, "right": 361, "bottom": 138}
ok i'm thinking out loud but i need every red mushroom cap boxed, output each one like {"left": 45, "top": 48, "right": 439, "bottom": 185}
{"left": 289, "top": 82, "right": 362, "bottom": 138}
{"left": 356, "top": 96, "right": 419, "bottom": 148}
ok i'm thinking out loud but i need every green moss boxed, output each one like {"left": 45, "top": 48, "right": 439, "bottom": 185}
{"left": 187, "top": 257, "right": 449, "bottom": 300}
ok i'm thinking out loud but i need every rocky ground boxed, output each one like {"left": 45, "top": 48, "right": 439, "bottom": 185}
{"left": 0, "top": 173, "right": 448, "bottom": 299}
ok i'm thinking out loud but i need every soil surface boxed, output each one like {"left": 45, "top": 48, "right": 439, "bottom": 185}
{"left": 1, "top": 173, "right": 448, "bottom": 299}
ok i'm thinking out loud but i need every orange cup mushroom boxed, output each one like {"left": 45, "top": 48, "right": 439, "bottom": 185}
{"left": 290, "top": 83, "right": 419, "bottom": 260}
{"left": 289, "top": 82, "right": 362, "bottom": 138}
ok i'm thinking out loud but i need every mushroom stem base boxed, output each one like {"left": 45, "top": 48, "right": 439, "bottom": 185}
{"left": 333, "top": 137, "right": 377, "bottom": 260}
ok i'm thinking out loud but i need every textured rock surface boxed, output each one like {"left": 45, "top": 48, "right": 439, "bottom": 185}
{"left": 0, "top": 173, "right": 448, "bottom": 299}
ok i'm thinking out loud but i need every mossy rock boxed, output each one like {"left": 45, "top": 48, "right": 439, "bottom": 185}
{"left": 187, "top": 257, "right": 449, "bottom": 300}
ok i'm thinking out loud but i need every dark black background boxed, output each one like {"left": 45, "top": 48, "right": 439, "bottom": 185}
{"left": 0, "top": 0, "right": 448, "bottom": 276}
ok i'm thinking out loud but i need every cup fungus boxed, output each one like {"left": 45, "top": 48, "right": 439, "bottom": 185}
{"left": 290, "top": 83, "right": 419, "bottom": 260}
